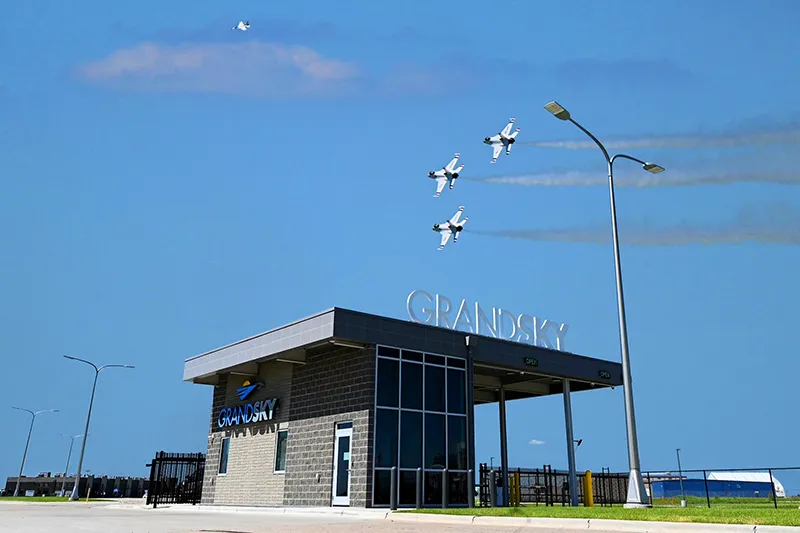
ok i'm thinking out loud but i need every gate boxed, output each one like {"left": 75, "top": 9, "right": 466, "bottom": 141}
{"left": 146, "top": 451, "right": 205, "bottom": 508}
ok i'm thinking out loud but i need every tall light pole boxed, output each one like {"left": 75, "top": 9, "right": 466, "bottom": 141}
{"left": 64, "top": 355, "right": 134, "bottom": 501}
{"left": 12, "top": 407, "right": 59, "bottom": 496}
{"left": 676, "top": 448, "right": 686, "bottom": 507}
{"left": 58, "top": 433, "right": 85, "bottom": 496}
{"left": 544, "top": 101, "right": 664, "bottom": 508}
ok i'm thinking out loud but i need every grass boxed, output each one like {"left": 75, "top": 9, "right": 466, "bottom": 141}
{"left": 406, "top": 501, "right": 800, "bottom": 527}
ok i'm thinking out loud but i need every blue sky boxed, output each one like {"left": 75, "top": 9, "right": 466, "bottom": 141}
{"left": 2, "top": 1, "right": 799, "bottom": 494}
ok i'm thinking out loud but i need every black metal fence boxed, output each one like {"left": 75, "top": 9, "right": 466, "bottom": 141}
{"left": 478, "top": 464, "right": 627, "bottom": 506}
{"left": 476, "top": 464, "right": 800, "bottom": 509}
{"left": 145, "top": 452, "right": 205, "bottom": 508}
{"left": 641, "top": 466, "right": 800, "bottom": 509}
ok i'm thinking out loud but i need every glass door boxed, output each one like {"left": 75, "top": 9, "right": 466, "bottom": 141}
{"left": 331, "top": 422, "right": 353, "bottom": 506}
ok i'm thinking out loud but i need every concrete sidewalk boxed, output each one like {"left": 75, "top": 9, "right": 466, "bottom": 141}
{"left": 387, "top": 511, "right": 799, "bottom": 532}
{"left": 101, "top": 501, "right": 799, "bottom": 532}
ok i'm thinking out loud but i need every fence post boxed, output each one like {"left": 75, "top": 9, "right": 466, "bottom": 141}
{"left": 515, "top": 470, "right": 521, "bottom": 506}
{"left": 702, "top": 470, "right": 711, "bottom": 508}
{"left": 584, "top": 471, "right": 594, "bottom": 507}
{"left": 489, "top": 470, "right": 496, "bottom": 507}
{"left": 468, "top": 469, "right": 474, "bottom": 508}
{"left": 415, "top": 468, "right": 422, "bottom": 509}
{"left": 390, "top": 467, "right": 398, "bottom": 510}
{"left": 768, "top": 469, "right": 778, "bottom": 510}
{"left": 442, "top": 468, "right": 449, "bottom": 508}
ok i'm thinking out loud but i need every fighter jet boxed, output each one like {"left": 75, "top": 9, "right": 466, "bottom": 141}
{"left": 232, "top": 21, "right": 251, "bottom": 31}
{"left": 483, "top": 118, "right": 520, "bottom": 163}
{"left": 428, "top": 153, "right": 465, "bottom": 197}
{"left": 433, "top": 206, "right": 468, "bottom": 250}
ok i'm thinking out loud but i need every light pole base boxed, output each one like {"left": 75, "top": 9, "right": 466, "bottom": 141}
{"left": 624, "top": 468, "right": 652, "bottom": 508}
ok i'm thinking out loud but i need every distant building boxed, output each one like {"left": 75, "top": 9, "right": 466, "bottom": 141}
{"left": 3, "top": 474, "right": 149, "bottom": 498}
{"left": 650, "top": 471, "right": 785, "bottom": 499}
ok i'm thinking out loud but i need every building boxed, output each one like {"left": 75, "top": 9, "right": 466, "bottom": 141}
{"left": 650, "top": 472, "right": 786, "bottom": 499}
{"left": 183, "top": 304, "right": 623, "bottom": 508}
{"left": 3, "top": 474, "right": 149, "bottom": 498}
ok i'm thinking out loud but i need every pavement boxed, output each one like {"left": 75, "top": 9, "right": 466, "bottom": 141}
{"left": 0, "top": 500, "right": 796, "bottom": 533}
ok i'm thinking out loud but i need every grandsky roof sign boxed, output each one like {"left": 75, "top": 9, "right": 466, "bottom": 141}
{"left": 406, "top": 289, "right": 569, "bottom": 351}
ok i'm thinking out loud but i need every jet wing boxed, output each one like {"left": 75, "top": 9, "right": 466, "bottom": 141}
{"left": 448, "top": 206, "right": 464, "bottom": 225}
{"left": 434, "top": 177, "right": 448, "bottom": 197}
{"left": 438, "top": 229, "right": 453, "bottom": 250}
{"left": 491, "top": 143, "right": 503, "bottom": 163}
{"left": 501, "top": 118, "right": 516, "bottom": 137}
{"left": 445, "top": 153, "right": 460, "bottom": 172}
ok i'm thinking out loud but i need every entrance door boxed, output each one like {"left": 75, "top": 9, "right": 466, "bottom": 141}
{"left": 331, "top": 422, "right": 353, "bottom": 506}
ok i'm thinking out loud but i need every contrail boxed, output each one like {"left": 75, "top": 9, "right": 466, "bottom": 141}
{"left": 469, "top": 206, "right": 800, "bottom": 246}
{"left": 521, "top": 126, "right": 800, "bottom": 150}
{"left": 463, "top": 170, "right": 800, "bottom": 188}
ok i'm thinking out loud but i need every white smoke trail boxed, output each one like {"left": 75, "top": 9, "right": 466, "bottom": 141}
{"left": 469, "top": 206, "right": 800, "bottom": 246}
{"left": 521, "top": 127, "right": 800, "bottom": 150}
{"left": 464, "top": 170, "right": 800, "bottom": 188}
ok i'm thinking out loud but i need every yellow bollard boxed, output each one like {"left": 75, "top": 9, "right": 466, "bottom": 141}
{"left": 583, "top": 471, "right": 594, "bottom": 507}
{"left": 514, "top": 471, "right": 521, "bottom": 506}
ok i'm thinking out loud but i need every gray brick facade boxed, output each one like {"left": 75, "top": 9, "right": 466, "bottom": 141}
{"left": 200, "top": 344, "right": 376, "bottom": 508}
{"left": 202, "top": 361, "right": 293, "bottom": 506}
{"left": 283, "top": 345, "right": 375, "bottom": 507}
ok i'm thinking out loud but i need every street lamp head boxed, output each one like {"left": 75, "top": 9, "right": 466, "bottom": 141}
{"left": 544, "top": 101, "right": 571, "bottom": 121}
{"left": 643, "top": 162, "right": 665, "bottom": 174}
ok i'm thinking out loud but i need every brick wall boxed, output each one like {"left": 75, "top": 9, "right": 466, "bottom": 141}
{"left": 283, "top": 345, "right": 376, "bottom": 507}
{"left": 202, "top": 362, "right": 294, "bottom": 506}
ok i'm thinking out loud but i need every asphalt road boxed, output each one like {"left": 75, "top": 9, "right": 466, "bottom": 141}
{"left": 0, "top": 501, "right": 595, "bottom": 533}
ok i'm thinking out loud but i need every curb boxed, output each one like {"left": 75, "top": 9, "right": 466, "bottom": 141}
{"left": 387, "top": 512, "right": 799, "bottom": 532}
{"left": 114, "top": 503, "right": 389, "bottom": 519}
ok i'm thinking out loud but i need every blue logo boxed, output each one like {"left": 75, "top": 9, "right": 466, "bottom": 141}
{"left": 236, "top": 380, "right": 262, "bottom": 401}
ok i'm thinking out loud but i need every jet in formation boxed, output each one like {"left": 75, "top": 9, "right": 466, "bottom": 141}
{"left": 428, "top": 153, "right": 465, "bottom": 197}
{"left": 433, "top": 206, "right": 468, "bottom": 250}
{"left": 232, "top": 21, "right": 251, "bottom": 31}
{"left": 483, "top": 118, "right": 520, "bottom": 163}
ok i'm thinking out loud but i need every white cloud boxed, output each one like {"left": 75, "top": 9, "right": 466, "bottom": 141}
{"left": 75, "top": 41, "right": 360, "bottom": 98}
{"left": 529, "top": 439, "right": 546, "bottom": 445}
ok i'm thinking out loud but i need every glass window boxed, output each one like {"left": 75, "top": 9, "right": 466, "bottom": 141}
{"left": 424, "top": 471, "right": 443, "bottom": 505}
{"left": 447, "top": 357, "right": 466, "bottom": 369}
{"left": 274, "top": 430, "right": 288, "bottom": 472}
{"left": 399, "top": 471, "right": 417, "bottom": 505}
{"left": 447, "top": 368, "right": 466, "bottom": 414}
{"left": 424, "top": 365, "right": 445, "bottom": 412}
{"left": 218, "top": 437, "right": 230, "bottom": 474}
{"left": 448, "top": 471, "right": 468, "bottom": 505}
{"left": 378, "top": 346, "right": 399, "bottom": 358}
{"left": 447, "top": 416, "right": 468, "bottom": 470}
{"left": 399, "top": 411, "right": 422, "bottom": 469}
{"left": 373, "top": 470, "right": 391, "bottom": 505}
{"left": 402, "top": 350, "right": 423, "bottom": 362}
{"left": 425, "top": 354, "right": 446, "bottom": 366}
{"left": 424, "top": 413, "right": 446, "bottom": 469}
{"left": 374, "top": 408, "right": 398, "bottom": 468}
{"left": 376, "top": 358, "right": 399, "bottom": 407}
{"left": 401, "top": 362, "right": 423, "bottom": 410}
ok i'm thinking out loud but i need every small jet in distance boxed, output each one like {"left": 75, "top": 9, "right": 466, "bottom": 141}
{"left": 428, "top": 153, "right": 465, "bottom": 197}
{"left": 232, "top": 21, "right": 251, "bottom": 31}
{"left": 484, "top": 118, "right": 520, "bottom": 163}
{"left": 433, "top": 206, "right": 468, "bottom": 250}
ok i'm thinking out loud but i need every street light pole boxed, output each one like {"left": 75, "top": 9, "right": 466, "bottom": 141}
{"left": 58, "top": 433, "right": 84, "bottom": 496}
{"left": 676, "top": 448, "right": 686, "bottom": 507}
{"left": 12, "top": 407, "right": 59, "bottom": 497}
{"left": 64, "top": 355, "right": 134, "bottom": 501}
{"left": 544, "top": 101, "right": 664, "bottom": 509}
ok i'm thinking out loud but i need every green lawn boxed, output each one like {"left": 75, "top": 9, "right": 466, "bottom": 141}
{"left": 407, "top": 504, "right": 800, "bottom": 527}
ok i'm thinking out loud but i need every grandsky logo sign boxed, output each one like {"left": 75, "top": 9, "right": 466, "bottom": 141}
{"left": 236, "top": 380, "right": 261, "bottom": 401}
{"left": 406, "top": 289, "right": 569, "bottom": 351}
{"left": 218, "top": 379, "right": 279, "bottom": 429}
